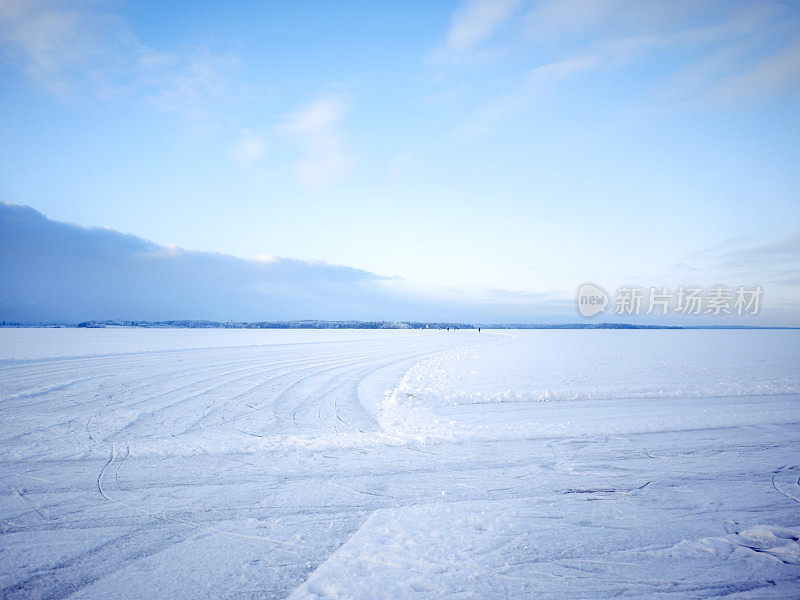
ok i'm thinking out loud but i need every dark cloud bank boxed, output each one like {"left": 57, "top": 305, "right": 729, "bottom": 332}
{"left": 0, "top": 202, "right": 414, "bottom": 323}
{"left": 16, "top": 201, "right": 789, "bottom": 326}
{"left": 3, "top": 201, "right": 573, "bottom": 324}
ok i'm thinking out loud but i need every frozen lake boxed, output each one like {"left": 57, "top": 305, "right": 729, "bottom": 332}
{"left": 0, "top": 328, "right": 798, "bottom": 598}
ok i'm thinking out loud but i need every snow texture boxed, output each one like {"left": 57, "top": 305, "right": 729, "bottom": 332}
{"left": 0, "top": 328, "right": 798, "bottom": 598}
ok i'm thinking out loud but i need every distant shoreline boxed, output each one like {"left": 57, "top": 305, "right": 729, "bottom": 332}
{"left": 1, "top": 320, "right": 798, "bottom": 330}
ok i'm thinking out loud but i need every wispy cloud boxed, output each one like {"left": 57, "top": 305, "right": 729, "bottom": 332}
{"left": 443, "top": 0, "right": 800, "bottom": 135}
{"left": 446, "top": 0, "right": 523, "bottom": 53}
{"left": 388, "top": 151, "right": 414, "bottom": 182}
{"left": 710, "top": 41, "right": 800, "bottom": 102}
{"left": 480, "top": 288, "right": 565, "bottom": 303}
{"left": 529, "top": 0, "right": 621, "bottom": 34}
{"left": 229, "top": 129, "right": 268, "bottom": 168}
{"left": 282, "top": 94, "right": 355, "bottom": 187}
{"left": 458, "top": 51, "right": 601, "bottom": 135}
{"left": 717, "top": 233, "right": 800, "bottom": 269}
{"left": 679, "top": 232, "right": 800, "bottom": 296}
{"left": 141, "top": 51, "right": 239, "bottom": 120}
{"left": 0, "top": 0, "right": 239, "bottom": 120}
{"left": 0, "top": 0, "right": 101, "bottom": 93}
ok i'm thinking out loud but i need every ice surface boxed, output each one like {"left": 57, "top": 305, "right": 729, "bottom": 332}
{"left": 0, "top": 328, "right": 798, "bottom": 598}
{"left": 0, "top": 327, "right": 426, "bottom": 360}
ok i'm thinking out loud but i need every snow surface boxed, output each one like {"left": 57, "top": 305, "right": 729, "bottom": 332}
{"left": 0, "top": 328, "right": 798, "bottom": 598}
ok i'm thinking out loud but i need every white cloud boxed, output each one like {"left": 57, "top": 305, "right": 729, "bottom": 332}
{"left": 282, "top": 94, "right": 355, "bottom": 187}
{"left": 530, "top": 0, "right": 620, "bottom": 33}
{"left": 458, "top": 52, "right": 601, "bottom": 135}
{"left": 454, "top": 3, "right": 800, "bottom": 136}
{"left": 251, "top": 254, "right": 279, "bottom": 264}
{"left": 229, "top": 130, "right": 268, "bottom": 168}
{"left": 528, "top": 53, "right": 600, "bottom": 82}
{"left": 389, "top": 151, "right": 414, "bottom": 182}
{"left": 0, "top": 0, "right": 97, "bottom": 92}
{"left": 0, "top": 0, "right": 239, "bottom": 119}
{"left": 712, "top": 42, "right": 800, "bottom": 101}
{"left": 142, "top": 52, "right": 239, "bottom": 120}
{"left": 447, "top": 0, "right": 522, "bottom": 52}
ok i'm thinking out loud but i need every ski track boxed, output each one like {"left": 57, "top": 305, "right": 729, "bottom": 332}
{"left": 0, "top": 329, "right": 799, "bottom": 598}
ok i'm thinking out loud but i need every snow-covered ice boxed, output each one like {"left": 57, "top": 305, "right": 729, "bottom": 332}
{"left": 0, "top": 328, "right": 798, "bottom": 598}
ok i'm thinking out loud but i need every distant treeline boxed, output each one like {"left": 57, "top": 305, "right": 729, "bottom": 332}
{"left": 3, "top": 320, "right": 793, "bottom": 330}
{"left": 1, "top": 319, "right": 475, "bottom": 330}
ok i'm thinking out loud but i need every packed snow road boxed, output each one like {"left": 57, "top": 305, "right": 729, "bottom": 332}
{"left": 0, "top": 328, "right": 798, "bottom": 598}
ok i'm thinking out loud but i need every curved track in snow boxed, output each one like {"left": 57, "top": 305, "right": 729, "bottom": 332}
{"left": 1, "top": 328, "right": 799, "bottom": 599}
{"left": 0, "top": 330, "right": 497, "bottom": 599}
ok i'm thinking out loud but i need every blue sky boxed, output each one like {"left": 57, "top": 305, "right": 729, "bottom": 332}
{"left": 1, "top": 0, "right": 799, "bottom": 323}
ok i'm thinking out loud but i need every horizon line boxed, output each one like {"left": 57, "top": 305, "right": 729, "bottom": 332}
{"left": 2, "top": 320, "right": 798, "bottom": 331}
